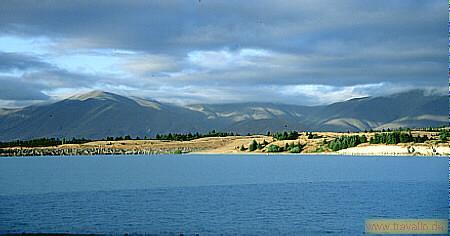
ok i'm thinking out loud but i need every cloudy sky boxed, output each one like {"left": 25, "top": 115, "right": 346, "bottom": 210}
{"left": 0, "top": 0, "right": 446, "bottom": 107}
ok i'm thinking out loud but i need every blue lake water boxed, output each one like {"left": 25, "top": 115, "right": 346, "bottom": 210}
{"left": 0, "top": 154, "right": 447, "bottom": 235}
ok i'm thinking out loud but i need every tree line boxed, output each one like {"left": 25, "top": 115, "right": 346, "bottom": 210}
{"left": 327, "top": 131, "right": 433, "bottom": 152}
{"left": 328, "top": 135, "right": 367, "bottom": 151}
{"left": 0, "top": 137, "right": 92, "bottom": 148}
{"left": 0, "top": 130, "right": 237, "bottom": 148}
{"left": 369, "top": 131, "right": 428, "bottom": 144}
{"left": 155, "top": 130, "right": 237, "bottom": 141}
{"left": 271, "top": 131, "right": 299, "bottom": 140}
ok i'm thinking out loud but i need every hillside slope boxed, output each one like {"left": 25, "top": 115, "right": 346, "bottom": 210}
{"left": 0, "top": 90, "right": 446, "bottom": 140}
{"left": 0, "top": 91, "right": 212, "bottom": 140}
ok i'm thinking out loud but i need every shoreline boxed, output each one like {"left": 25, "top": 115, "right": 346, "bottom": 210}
{"left": 1, "top": 142, "right": 448, "bottom": 158}
{"left": 0, "top": 151, "right": 447, "bottom": 158}
{"left": 188, "top": 152, "right": 447, "bottom": 157}
{"left": 1, "top": 131, "right": 448, "bottom": 157}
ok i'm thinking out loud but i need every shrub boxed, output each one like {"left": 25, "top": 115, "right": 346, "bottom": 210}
{"left": 439, "top": 130, "right": 450, "bottom": 142}
{"left": 173, "top": 149, "right": 182, "bottom": 154}
{"left": 289, "top": 146, "right": 301, "bottom": 153}
{"left": 286, "top": 142, "right": 305, "bottom": 153}
{"left": 266, "top": 144, "right": 282, "bottom": 152}
{"left": 256, "top": 142, "right": 263, "bottom": 150}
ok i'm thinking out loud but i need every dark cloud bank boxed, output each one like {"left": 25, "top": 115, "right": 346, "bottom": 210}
{"left": 0, "top": 0, "right": 446, "bottom": 106}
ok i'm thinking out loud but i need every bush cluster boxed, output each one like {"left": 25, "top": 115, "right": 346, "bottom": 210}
{"left": 328, "top": 135, "right": 367, "bottom": 151}
{"left": 266, "top": 142, "right": 305, "bottom": 153}
{"left": 272, "top": 131, "right": 299, "bottom": 140}
{"left": 244, "top": 139, "right": 269, "bottom": 151}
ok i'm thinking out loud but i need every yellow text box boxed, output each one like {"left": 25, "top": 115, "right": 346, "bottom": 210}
{"left": 365, "top": 219, "right": 448, "bottom": 234}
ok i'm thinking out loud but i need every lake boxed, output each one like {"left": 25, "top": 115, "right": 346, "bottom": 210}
{"left": 0, "top": 154, "right": 447, "bottom": 235}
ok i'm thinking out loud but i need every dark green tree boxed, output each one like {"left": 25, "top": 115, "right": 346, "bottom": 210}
{"left": 249, "top": 140, "right": 258, "bottom": 151}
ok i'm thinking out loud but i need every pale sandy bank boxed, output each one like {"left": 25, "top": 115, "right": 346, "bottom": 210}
{"left": 337, "top": 143, "right": 450, "bottom": 156}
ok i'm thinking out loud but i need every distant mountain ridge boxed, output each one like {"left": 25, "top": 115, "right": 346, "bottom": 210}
{"left": 0, "top": 90, "right": 447, "bottom": 141}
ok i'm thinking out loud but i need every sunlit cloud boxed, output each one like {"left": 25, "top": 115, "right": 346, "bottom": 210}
{"left": 0, "top": 35, "right": 54, "bottom": 55}
{"left": 187, "top": 48, "right": 271, "bottom": 70}
{"left": 47, "top": 53, "right": 123, "bottom": 75}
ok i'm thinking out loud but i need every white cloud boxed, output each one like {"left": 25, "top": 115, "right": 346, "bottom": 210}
{"left": 281, "top": 84, "right": 383, "bottom": 104}
{"left": 47, "top": 53, "right": 122, "bottom": 75}
{"left": 120, "top": 54, "right": 180, "bottom": 76}
{"left": 0, "top": 35, "right": 54, "bottom": 55}
{"left": 187, "top": 48, "right": 271, "bottom": 70}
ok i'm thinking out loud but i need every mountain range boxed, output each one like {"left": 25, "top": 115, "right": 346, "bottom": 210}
{"left": 0, "top": 90, "right": 447, "bottom": 141}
